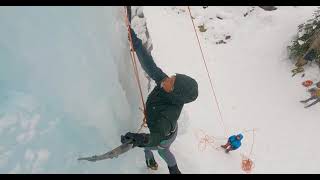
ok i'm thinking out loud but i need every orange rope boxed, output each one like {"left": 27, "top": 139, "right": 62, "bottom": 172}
{"left": 249, "top": 129, "right": 255, "bottom": 156}
{"left": 187, "top": 6, "right": 228, "bottom": 136}
{"left": 241, "top": 155, "right": 255, "bottom": 174}
{"left": 124, "top": 6, "right": 147, "bottom": 131}
{"left": 194, "top": 129, "right": 227, "bottom": 152}
{"left": 186, "top": 7, "right": 256, "bottom": 173}
{"left": 194, "top": 128, "right": 257, "bottom": 173}
{"left": 241, "top": 129, "right": 256, "bottom": 173}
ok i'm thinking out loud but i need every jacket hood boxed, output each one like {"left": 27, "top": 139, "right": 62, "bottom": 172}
{"left": 169, "top": 74, "right": 198, "bottom": 104}
{"left": 237, "top": 134, "right": 244, "bottom": 141}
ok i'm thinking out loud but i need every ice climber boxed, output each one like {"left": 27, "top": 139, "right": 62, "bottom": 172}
{"left": 121, "top": 28, "right": 199, "bottom": 174}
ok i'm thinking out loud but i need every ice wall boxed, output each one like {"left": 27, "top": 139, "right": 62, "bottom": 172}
{"left": 0, "top": 6, "right": 148, "bottom": 173}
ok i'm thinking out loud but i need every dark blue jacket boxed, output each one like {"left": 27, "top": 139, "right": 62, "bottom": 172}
{"left": 131, "top": 29, "right": 181, "bottom": 147}
{"left": 131, "top": 28, "right": 198, "bottom": 147}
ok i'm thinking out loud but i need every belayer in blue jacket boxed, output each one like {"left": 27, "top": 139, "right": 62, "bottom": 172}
{"left": 221, "top": 134, "right": 244, "bottom": 153}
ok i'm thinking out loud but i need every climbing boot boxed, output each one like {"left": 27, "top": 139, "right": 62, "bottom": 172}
{"left": 146, "top": 157, "right": 158, "bottom": 170}
{"left": 221, "top": 145, "right": 227, "bottom": 149}
{"left": 168, "top": 164, "right": 181, "bottom": 174}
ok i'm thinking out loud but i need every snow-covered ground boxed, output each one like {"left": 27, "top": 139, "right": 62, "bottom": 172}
{"left": 143, "top": 6, "right": 320, "bottom": 173}
{"left": 1, "top": 6, "right": 320, "bottom": 174}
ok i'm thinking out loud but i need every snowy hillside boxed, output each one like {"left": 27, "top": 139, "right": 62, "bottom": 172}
{"left": 1, "top": 6, "right": 320, "bottom": 174}
{"left": 143, "top": 6, "right": 320, "bottom": 173}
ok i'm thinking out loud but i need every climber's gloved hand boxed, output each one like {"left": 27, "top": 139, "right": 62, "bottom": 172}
{"left": 121, "top": 132, "right": 147, "bottom": 147}
{"left": 121, "top": 134, "right": 132, "bottom": 144}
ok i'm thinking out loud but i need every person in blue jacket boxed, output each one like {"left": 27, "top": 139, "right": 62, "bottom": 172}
{"left": 221, "top": 134, "right": 243, "bottom": 153}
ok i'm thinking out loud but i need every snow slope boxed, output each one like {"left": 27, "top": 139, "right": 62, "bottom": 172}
{"left": 1, "top": 6, "right": 320, "bottom": 174}
{"left": 143, "top": 6, "right": 320, "bottom": 173}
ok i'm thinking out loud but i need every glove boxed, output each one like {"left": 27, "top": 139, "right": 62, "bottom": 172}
{"left": 121, "top": 134, "right": 132, "bottom": 144}
{"left": 121, "top": 132, "right": 148, "bottom": 147}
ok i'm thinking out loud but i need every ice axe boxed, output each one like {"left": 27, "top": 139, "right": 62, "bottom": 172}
{"left": 77, "top": 138, "right": 134, "bottom": 162}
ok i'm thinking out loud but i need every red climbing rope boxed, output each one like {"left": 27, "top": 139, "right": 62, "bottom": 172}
{"left": 249, "top": 129, "right": 255, "bottom": 156}
{"left": 124, "top": 7, "right": 147, "bottom": 131}
{"left": 194, "top": 129, "right": 227, "bottom": 152}
{"left": 187, "top": 6, "right": 228, "bottom": 136}
{"left": 187, "top": 7, "right": 257, "bottom": 173}
{"left": 241, "top": 129, "right": 256, "bottom": 173}
{"left": 241, "top": 155, "right": 255, "bottom": 173}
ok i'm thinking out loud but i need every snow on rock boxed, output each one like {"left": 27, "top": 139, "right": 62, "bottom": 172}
{"left": 130, "top": 6, "right": 153, "bottom": 53}
{"left": 298, "top": 40, "right": 305, "bottom": 45}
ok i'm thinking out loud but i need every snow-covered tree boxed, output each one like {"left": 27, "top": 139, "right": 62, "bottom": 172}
{"left": 288, "top": 7, "right": 320, "bottom": 64}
